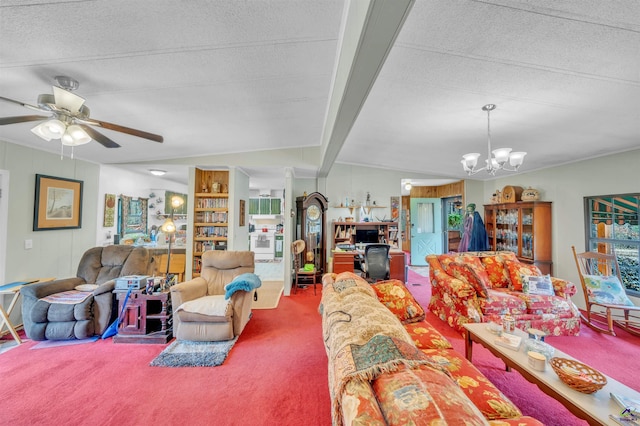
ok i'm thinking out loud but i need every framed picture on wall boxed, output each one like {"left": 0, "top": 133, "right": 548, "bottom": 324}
{"left": 104, "top": 193, "right": 116, "bottom": 227}
{"left": 33, "top": 174, "right": 83, "bottom": 231}
{"left": 239, "top": 199, "right": 246, "bottom": 226}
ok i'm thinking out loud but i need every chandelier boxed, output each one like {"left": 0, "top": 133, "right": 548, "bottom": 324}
{"left": 461, "top": 104, "right": 526, "bottom": 175}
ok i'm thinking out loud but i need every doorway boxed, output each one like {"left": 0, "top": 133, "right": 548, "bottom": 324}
{"left": 443, "top": 196, "right": 463, "bottom": 253}
{"left": 409, "top": 198, "right": 443, "bottom": 266}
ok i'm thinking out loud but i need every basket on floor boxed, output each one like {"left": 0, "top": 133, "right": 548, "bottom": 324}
{"left": 550, "top": 357, "right": 607, "bottom": 394}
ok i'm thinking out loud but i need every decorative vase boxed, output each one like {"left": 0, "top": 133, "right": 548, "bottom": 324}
{"left": 521, "top": 187, "right": 541, "bottom": 201}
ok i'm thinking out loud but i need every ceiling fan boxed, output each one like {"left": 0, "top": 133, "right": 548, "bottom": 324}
{"left": 0, "top": 76, "right": 163, "bottom": 151}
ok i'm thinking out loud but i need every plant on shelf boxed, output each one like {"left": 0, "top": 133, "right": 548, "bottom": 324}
{"left": 447, "top": 213, "right": 462, "bottom": 230}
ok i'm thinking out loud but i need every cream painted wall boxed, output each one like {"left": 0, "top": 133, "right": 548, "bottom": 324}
{"left": 482, "top": 148, "right": 640, "bottom": 308}
{"left": 325, "top": 163, "right": 447, "bottom": 224}
{"left": 0, "top": 141, "right": 100, "bottom": 282}
{"left": 229, "top": 167, "right": 250, "bottom": 251}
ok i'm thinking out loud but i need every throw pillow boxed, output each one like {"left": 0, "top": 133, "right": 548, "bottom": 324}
{"left": 372, "top": 366, "right": 488, "bottom": 425}
{"left": 481, "top": 252, "right": 517, "bottom": 288}
{"left": 522, "top": 274, "right": 555, "bottom": 296}
{"left": 404, "top": 321, "right": 453, "bottom": 350}
{"left": 583, "top": 274, "right": 635, "bottom": 306}
{"left": 371, "top": 279, "right": 426, "bottom": 324}
{"left": 505, "top": 260, "right": 541, "bottom": 291}
{"left": 446, "top": 262, "right": 490, "bottom": 298}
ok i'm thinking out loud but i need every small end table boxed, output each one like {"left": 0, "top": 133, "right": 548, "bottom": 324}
{"left": 113, "top": 289, "right": 172, "bottom": 344}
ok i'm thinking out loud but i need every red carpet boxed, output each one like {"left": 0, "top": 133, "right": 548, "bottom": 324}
{"left": 1, "top": 273, "right": 638, "bottom": 426}
{"left": 0, "top": 287, "right": 330, "bottom": 426}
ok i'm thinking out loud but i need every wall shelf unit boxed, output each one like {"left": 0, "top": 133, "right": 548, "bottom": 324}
{"left": 484, "top": 201, "right": 552, "bottom": 274}
{"left": 332, "top": 221, "right": 399, "bottom": 249}
{"left": 192, "top": 169, "right": 229, "bottom": 277}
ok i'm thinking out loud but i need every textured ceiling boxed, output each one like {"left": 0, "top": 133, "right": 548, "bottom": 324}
{"left": 1, "top": 0, "right": 638, "bottom": 188}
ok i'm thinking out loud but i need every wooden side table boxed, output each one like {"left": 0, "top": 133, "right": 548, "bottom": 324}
{"left": 0, "top": 278, "right": 55, "bottom": 344}
{"left": 113, "top": 289, "right": 172, "bottom": 344}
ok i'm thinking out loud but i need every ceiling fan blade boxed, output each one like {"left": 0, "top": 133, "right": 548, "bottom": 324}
{"left": 88, "top": 118, "right": 163, "bottom": 143}
{"left": 0, "top": 96, "right": 46, "bottom": 112}
{"left": 0, "top": 115, "right": 48, "bottom": 125}
{"left": 78, "top": 124, "right": 121, "bottom": 148}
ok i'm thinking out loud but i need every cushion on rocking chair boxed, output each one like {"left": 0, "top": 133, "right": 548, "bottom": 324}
{"left": 583, "top": 275, "right": 634, "bottom": 306}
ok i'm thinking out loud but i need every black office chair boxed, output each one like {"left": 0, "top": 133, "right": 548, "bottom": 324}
{"left": 360, "top": 244, "right": 391, "bottom": 283}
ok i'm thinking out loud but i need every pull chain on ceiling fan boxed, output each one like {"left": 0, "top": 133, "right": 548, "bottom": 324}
{"left": 0, "top": 76, "right": 163, "bottom": 157}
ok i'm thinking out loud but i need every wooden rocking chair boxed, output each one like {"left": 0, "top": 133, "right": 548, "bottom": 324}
{"left": 571, "top": 246, "right": 640, "bottom": 337}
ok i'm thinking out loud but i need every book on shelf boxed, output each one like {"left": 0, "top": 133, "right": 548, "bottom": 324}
{"left": 494, "top": 333, "right": 522, "bottom": 351}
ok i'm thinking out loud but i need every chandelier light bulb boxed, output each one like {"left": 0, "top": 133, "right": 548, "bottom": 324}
{"left": 461, "top": 104, "right": 526, "bottom": 175}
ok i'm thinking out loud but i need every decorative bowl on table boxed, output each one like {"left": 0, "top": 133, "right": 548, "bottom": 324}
{"left": 524, "top": 338, "right": 555, "bottom": 361}
{"left": 550, "top": 357, "right": 607, "bottom": 394}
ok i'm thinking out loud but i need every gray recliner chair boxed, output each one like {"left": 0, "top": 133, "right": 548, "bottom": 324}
{"left": 21, "top": 245, "right": 152, "bottom": 340}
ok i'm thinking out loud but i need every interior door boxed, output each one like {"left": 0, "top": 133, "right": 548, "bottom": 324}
{"left": 410, "top": 198, "right": 443, "bottom": 265}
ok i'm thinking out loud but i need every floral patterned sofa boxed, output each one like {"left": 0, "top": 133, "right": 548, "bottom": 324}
{"left": 427, "top": 251, "right": 581, "bottom": 336}
{"left": 321, "top": 272, "right": 544, "bottom": 425}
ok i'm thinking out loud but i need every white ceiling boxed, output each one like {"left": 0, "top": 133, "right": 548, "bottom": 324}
{"left": 1, "top": 1, "right": 639, "bottom": 189}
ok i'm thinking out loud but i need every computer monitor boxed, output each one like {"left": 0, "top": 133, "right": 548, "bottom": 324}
{"left": 355, "top": 229, "right": 378, "bottom": 244}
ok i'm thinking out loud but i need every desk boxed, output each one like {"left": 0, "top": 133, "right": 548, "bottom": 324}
{"left": 0, "top": 278, "right": 55, "bottom": 344}
{"left": 332, "top": 250, "right": 406, "bottom": 282}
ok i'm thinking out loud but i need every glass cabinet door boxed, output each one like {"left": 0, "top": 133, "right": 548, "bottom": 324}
{"left": 496, "top": 208, "right": 519, "bottom": 253}
{"left": 521, "top": 207, "right": 534, "bottom": 259}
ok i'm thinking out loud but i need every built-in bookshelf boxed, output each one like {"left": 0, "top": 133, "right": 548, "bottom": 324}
{"left": 192, "top": 169, "right": 229, "bottom": 277}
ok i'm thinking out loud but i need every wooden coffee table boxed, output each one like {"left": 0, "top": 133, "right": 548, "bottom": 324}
{"left": 463, "top": 322, "right": 640, "bottom": 426}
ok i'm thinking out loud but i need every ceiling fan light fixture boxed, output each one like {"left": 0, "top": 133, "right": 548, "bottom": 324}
{"left": 61, "top": 124, "right": 91, "bottom": 146}
{"left": 52, "top": 86, "right": 85, "bottom": 114}
{"left": 461, "top": 104, "right": 527, "bottom": 175}
{"left": 149, "top": 169, "right": 167, "bottom": 176}
{"left": 31, "top": 119, "right": 66, "bottom": 141}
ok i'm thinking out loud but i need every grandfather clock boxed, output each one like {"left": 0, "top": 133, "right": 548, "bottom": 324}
{"left": 296, "top": 192, "right": 329, "bottom": 277}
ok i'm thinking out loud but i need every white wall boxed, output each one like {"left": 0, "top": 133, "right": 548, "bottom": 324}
{"left": 96, "top": 165, "right": 188, "bottom": 246}
{"left": 482, "top": 148, "right": 640, "bottom": 308}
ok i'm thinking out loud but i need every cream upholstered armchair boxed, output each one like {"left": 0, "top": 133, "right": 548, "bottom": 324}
{"left": 21, "top": 245, "right": 152, "bottom": 340}
{"left": 170, "top": 250, "right": 257, "bottom": 342}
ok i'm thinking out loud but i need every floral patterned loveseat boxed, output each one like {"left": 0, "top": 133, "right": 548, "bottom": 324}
{"left": 321, "top": 272, "right": 544, "bottom": 425}
{"left": 427, "top": 251, "right": 581, "bottom": 336}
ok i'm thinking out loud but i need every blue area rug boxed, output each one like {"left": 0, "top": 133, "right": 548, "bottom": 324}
{"left": 150, "top": 337, "right": 239, "bottom": 367}
{"left": 30, "top": 336, "right": 99, "bottom": 349}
